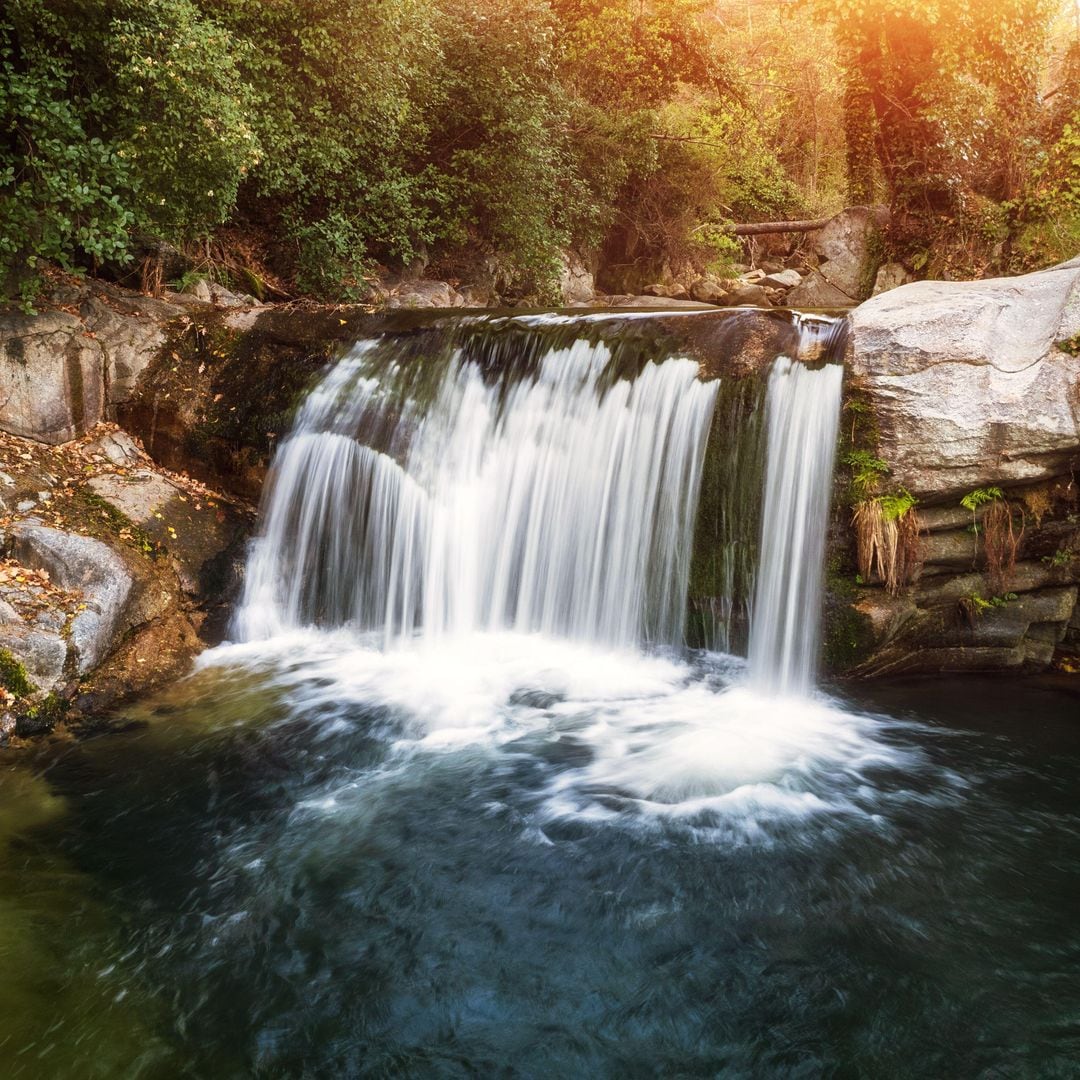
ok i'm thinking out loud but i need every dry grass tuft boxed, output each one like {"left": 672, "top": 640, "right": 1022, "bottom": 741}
{"left": 854, "top": 498, "right": 923, "bottom": 595}
{"left": 983, "top": 498, "right": 1023, "bottom": 594}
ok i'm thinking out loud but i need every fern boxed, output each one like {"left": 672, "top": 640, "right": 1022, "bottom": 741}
{"left": 960, "top": 486, "right": 1003, "bottom": 512}
{"left": 845, "top": 450, "right": 889, "bottom": 499}
{"left": 880, "top": 488, "right": 917, "bottom": 522}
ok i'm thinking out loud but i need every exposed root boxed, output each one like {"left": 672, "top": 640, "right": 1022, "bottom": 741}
{"left": 983, "top": 498, "right": 1024, "bottom": 594}
{"left": 853, "top": 498, "right": 923, "bottom": 595}
{"left": 139, "top": 255, "right": 164, "bottom": 297}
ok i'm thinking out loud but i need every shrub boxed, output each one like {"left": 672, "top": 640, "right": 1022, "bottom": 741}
{"left": 1, "top": 0, "right": 257, "bottom": 304}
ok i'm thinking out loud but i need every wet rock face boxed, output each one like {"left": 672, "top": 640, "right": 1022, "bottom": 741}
{"left": 836, "top": 554, "right": 1080, "bottom": 678}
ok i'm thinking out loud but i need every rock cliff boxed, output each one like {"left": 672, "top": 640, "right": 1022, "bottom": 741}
{"left": 830, "top": 257, "right": 1080, "bottom": 676}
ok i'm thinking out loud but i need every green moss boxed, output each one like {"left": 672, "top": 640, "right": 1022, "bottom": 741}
{"left": 857, "top": 226, "right": 886, "bottom": 300}
{"left": 75, "top": 491, "right": 160, "bottom": 558}
{"left": 15, "top": 692, "right": 67, "bottom": 738}
{"left": 821, "top": 585, "right": 876, "bottom": 675}
{"left": 686, "top": 372, "right": 768, "bottom": 651}
{"left": 841, "top": 386, "right": 879, "bottom": 443}
{"left": 0, "top": 648, "right": 33, "bottom": 697}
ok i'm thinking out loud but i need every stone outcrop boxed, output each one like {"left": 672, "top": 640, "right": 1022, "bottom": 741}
{"left": 559, "top": 251, "right": 596, "bottom": 305}
{"left": 0, "top": 284, "right": 200, "bottom": 444}
{"left": 848, "top": 257, "right": 1080, "bottom": 499}
{"left": 0, "top": 419, "right": 247, "bottom": 743}
{"left": 688, "top": 276, "right": 730, "bottom": 304}
{"left": 830, "top": 257, "right": 1080, "bottom": 677}
{"left": 386, "top": 280, "right": 466, "bottom": 309}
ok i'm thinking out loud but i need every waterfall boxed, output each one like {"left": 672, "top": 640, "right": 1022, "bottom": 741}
{"left": 747, "top": 330, "right": 845, "bottom": 695}
{"left": 238, "top": 329, "right": 719, "bottom": 648}
{"left": 238, "top": 312, "right": 846, "bottom": 698}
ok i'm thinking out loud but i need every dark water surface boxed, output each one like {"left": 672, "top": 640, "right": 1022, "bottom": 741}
{"left": 2, "top": 638, "right": 1079, "bottom": 1078}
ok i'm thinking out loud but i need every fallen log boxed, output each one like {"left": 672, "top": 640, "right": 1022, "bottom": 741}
{"left": 730, "top": 219, "right": 829, "bottom": 236}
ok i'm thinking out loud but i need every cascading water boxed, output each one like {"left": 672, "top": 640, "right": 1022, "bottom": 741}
{"left": 239, "top": 313, "right": 847, "bottom": 695}
{"left": 238, "top": 329, "right": 718, "bottom": 649}
{"left": 748, "top": 323, "right": 846, "bottom": 695}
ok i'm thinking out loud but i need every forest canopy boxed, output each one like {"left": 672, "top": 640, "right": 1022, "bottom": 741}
{"left": 2, "top": 0, "right": 1078, "bottom": 304}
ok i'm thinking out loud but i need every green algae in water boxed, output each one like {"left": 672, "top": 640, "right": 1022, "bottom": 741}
{"left": 0, "top": 767, "right": 177, "bottom": 1077}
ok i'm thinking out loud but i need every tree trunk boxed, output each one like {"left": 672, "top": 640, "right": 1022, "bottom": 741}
{"left": 729, "top": 220, "right": 830, "bottom": 236}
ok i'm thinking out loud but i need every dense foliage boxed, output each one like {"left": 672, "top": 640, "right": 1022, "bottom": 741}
{"left": 1, "top": 0, "right": 1077, "bottom": 304}
{"left": 809, "top": 0, "right": 1080, "bottom": 273}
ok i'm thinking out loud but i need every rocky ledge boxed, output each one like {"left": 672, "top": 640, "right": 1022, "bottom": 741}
{"left": 0, "top": 424, "right": 248, "bottom": 745}
{"left": 827, "top": 256, "right": 1080, "bottom": 677}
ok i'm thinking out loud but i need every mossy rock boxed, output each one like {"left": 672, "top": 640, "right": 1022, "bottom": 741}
{"left": 821, "top": 587, "right": 878, "bottom": 675}
{"left": 15, "top": 693, "right": 67, "bottom": 738}
{"left": 0, "top": 648, "right": 33, "bottom": 697}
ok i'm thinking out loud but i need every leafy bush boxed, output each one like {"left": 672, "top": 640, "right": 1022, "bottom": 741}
{"left": 1, "top": 0, "right": 1073, "bottom": 305}
{"left": 1, "top": 0, "right": 256, "bottom": 305}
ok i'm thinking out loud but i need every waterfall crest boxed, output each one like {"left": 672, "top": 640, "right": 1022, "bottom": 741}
{"left": 238, "top": 332, "right": 718, "bottom": 648}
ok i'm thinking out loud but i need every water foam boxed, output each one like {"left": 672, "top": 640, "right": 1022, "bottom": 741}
{"left": 202, "top": 630, "right": 927, "bottom": 844}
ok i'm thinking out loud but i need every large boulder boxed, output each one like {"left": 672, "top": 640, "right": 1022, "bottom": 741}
{"left": 688, "top": 277, "right": 730, "bottom": 304}
{"left": 761, "top": 269, "right": 802, "bottom": 290}
{"left": 559, "top": 251, "right": 596, "bottom": 305}
{"left": 9, "top": 525, "right": 135, "bottom": 673}
{"left": 828, "top": 257, "right": 1080, "bottom": 679}
{"left": 608, "top": 295, "right": 716, "bottom": 309}
{"left": 848, "top": 257, "right": 1080, "bottom": 499}
{"left": 727, "top": 283, "right": 772, "bottom": 307}
{"left": 810, "top": 206, "right": 888, "bottom": 302}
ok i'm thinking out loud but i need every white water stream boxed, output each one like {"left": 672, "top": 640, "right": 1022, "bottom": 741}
{"left": 239, "top": 337, "right": 718, "bottom": 648}
{"left": 748, "top": 356, "right": 845, "bottom": 695}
